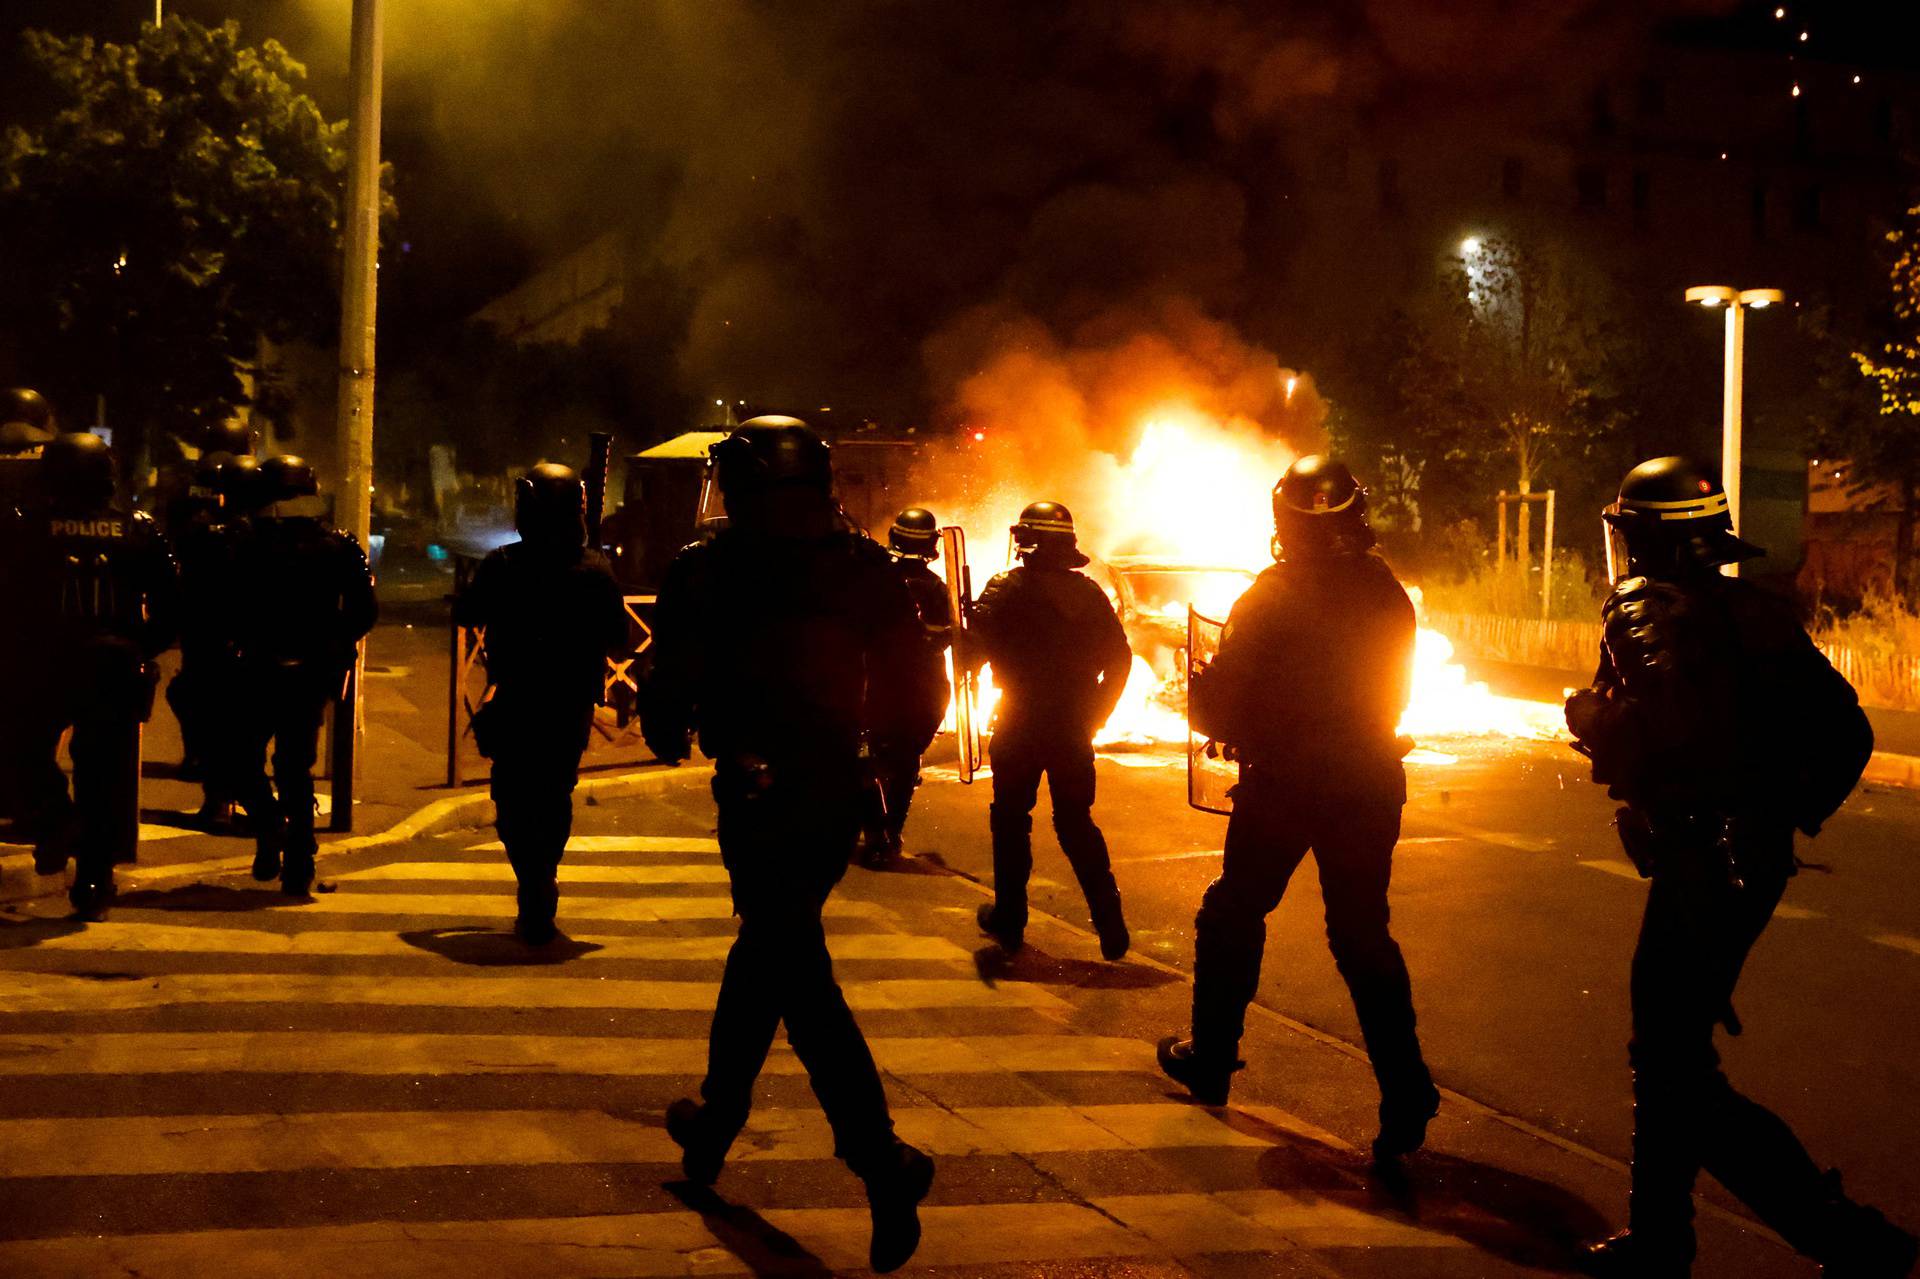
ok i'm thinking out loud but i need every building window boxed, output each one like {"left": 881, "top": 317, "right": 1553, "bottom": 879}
{"left": 1631, "top": 169, "right": 1652, "bottom": 224}
{"left": 1636, "top": 75, "right": 1666, "bottom": 118}
{"left": 1575, "top": 163, "right": 1607, "bottom": 210}
{"left": 1793, "top": 183, "right": 1823, "bottom": 231}
{"left": 1502, "top": 156, "right": 1526, "bottom": 200}
{"left": 1377, "top": 158, "right": 1403, "bottom": 214}
{"left": 1751, "top": 179, "right": 1769, "bottom": 237}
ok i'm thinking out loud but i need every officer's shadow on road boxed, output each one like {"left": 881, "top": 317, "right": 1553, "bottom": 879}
{"left": 400, "top": 925, "right": 602, "bottom": 966}
{"left": 1239, "top": 1114, "right": 1607, "bottom": 1274}
{"left": 971, "top": 942, "right": 1183, "bottom": 992}
{"left": 0, "top": 913, "right": 87, "bottom": 949}
{"left": 113, "top": 883, "right": 290, "bottom": 913}
{"left": 663, "top": 1181, "right": 834, "bottom": 1276}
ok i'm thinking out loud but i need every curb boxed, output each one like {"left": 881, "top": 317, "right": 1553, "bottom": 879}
{"left": 0, "top": 763, "right": 694, "bottom": 908}
{"left": 1862, "top": 750, "right": 1920, "bottom": 789}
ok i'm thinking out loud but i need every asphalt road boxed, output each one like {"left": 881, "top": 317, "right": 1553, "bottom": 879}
{"left": 905, "top": 731, "right": 1920, "bottom": 1231}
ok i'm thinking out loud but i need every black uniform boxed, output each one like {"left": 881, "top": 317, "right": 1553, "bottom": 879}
{"left": 164, "top": 466, "right": 242, "bottom": 805}
{"left": 970, "top": 556, "right": 1131, "bottom": 945}
{"left": 9, "top": 491, "right": 176, "bottom": 911}
{"left": 454, "top": 535, "right": 627, "bottom": 933}
{"left": 1567, "top": 571, "right": 1904, "bottom": 1269}
{"left": 645, "top": 525, "right": 932, "bottom": 1179}
{"left": 223, "top": 512, "right": 376, "bottom": 892}
{"left": 1185, "top": 550, "right": 1435, "bottom": 1122}
{"left": 0, "top": 426, "right": 54, "bottom": 829}
{"left": 859, "top": 552, "right": 952, "bottom": 860}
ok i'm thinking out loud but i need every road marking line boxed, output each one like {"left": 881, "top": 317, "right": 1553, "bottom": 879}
{"left": 465, "top": 835, "right": 719, "bottom": 854}
{"left": 0, "top": 1203, "right": 1166, "bottom": 1277}
{"left": 15, "top": 922, "right": 967, "bottom": 962}
{"left": 0, "top": 1032, "right": 1155, "bottom": 1078}
{"left": 1100, "top": 1189, "right": 1468, "bottom": 1253}
{"left": 1870, "top": 932, "right": 1920, "bottom": 957}
{"left": 210, "top": 893, "right": 884, "bottom": 922}
{"left": 0, "top": 972, "right": 1067, "bottom": 1014}
{"left": 1579, "top": 859, "right": 1643, "bottom": 881}
{"left": 1115, "top": 849, "right": 1221, "bottom": 864}
{"left": 1406, "top": 816, "right": 1553, "bottom": 853}
{"left": 0, "top": 1102, "right": 1303, "bottom": 1177}
{"left": 335, "top": 862, "right": 731, "bottom": 884}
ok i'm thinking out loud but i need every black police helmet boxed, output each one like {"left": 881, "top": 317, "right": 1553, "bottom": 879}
{"left": 1, "top": 387, "right": 53, "bottom": 432}
{"left": 515, "top": 461, "right": 587, "bottom": 548}
{"left": 889, "top": 507, "right": 940, "bottom": 558}
{"left": 42, "top": 431, "right": 116, "bottom": 506}
{"left": 711, "top": 417, "right": 833, "bottom": 504}
{"left": 1605, "top": 456, "right": 1761, "bottom": 571}
{"left": 215, "top": 454, "right": 268, "bottom": 513}
{"left": 1010, "top": 500, "right": 1088, "bottom": 567}
{"left": 259, "top": 454, "right": 319, "bottom": 504}
{"left": 202, "top": 420, "right": 254, "bottom": 458}
{"left": 1272, "top": 454, "right": 1373, "bottom": 559}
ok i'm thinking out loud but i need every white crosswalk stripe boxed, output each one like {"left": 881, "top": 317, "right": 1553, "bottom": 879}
{"left": 0, "top": 828, "right": 1475, "bottom": 1275}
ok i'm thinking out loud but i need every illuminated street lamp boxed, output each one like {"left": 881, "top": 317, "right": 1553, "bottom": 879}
{"left": 1684, "top": 284, "right": 1784, "bottom": 575}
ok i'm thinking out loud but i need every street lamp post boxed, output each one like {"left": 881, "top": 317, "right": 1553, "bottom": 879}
{"left": 1683, "top": 284, "right": 1784, "bottom": 576}
{"left": 330, "top": 0, "right": 383, "bottom": 826}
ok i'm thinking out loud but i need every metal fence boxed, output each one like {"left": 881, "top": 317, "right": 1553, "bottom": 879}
{"left": 1427, "top": 609, "right": 1920, "bottom": 713}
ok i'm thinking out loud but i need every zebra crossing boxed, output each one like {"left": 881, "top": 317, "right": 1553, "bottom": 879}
{"left": 0, "top": 822, "right": 1497, "bottom": 1276}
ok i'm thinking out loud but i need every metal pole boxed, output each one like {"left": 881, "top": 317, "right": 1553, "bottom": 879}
{"left": 1723, "top": 300, "right": 1745, "bottom": 577}
{"left": 335, "top": 0, "right": 383, "bottom": 794}
{"left": 1542, "top": 490, "right": 1556, "bottom": 621}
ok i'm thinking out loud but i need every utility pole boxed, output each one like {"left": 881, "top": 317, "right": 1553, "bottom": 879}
{"left": 331, "top": 0, "right": 383, "bottom": 826}
{"left": 336, "top": 0, "right": 383, "bottom": 555}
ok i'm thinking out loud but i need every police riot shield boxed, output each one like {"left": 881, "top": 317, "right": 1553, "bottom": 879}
{"left": 941, "top": 525, "right": 983, "bottom": 784}
{"left": 1187, "top": 606, "right": 1235, "bottom": 815}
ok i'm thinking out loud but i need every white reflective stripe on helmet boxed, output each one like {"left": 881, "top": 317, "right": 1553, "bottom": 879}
{"left": 1018, "top": 518, "right": 1076, "bottom": 533}
{"left": 1620, "top": 492, "right": 1730, "bottom": 520}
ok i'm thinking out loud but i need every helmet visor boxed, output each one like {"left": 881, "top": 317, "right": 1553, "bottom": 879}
{"left": 1601, "top": 502, "right": 1632, "bottom": 584}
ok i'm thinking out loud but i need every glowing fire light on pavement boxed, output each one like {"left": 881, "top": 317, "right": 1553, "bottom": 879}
{"left": 934, "top": 410, "right": 1566, "bottom": 758}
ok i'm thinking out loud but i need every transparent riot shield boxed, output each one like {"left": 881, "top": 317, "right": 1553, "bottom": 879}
{"left": 941, "top": 525, "right": 983, "bottom": 783}
{"left": 1187, "top": 606, "right": 1236, "bottom": 815}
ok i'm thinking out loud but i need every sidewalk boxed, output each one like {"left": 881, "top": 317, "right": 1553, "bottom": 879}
{"left": 0, "top": 603, "right": 654, "bottom": 906}
{"left": 0, "top": 767, "right": 1808, "bottom": 1276}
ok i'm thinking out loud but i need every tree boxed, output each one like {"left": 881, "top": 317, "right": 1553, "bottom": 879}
{"left": 1813, "top": 201, "right": 1920, "bottom": 602}
{"left": 0, "top": 17, "right": 370, "bottom": 470}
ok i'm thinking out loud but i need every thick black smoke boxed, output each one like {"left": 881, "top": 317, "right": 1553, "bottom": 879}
{"left": 271, "top": 0, "right": 1733, "bottom": 441}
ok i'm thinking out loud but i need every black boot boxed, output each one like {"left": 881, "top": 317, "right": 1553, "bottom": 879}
{"left": 1584, "top": 1228, "right": 1695, "bottom": 1278}
{"left": 860, "top": 1140, "right": 936, "bottom": 1274}
{"left": 1797, "top": 1174, "right": 1920, "bottom": 1278}
{"left": 976, "top": 900, "right": 1024, "bottom": 952}
{"left": 1156, "top": 1035, "right": 1243, "bottom": 1107}
{"left": 1373, "top": 1084, "right": 1442, "bottom": 1161}
{"left": 280, "top": 833, "right": 320, "bottom": 898}
{"left": 664, "top": 1097, "right": 731, "bottom": 1186}
{"left": 1090, "top": 893, "right": 1129, "bottom": 961}
{"left": 68, "top": 875, "right": 116, "bottom": 923}
{"left": 251, "top": 813, "right": 285, "bottom": 882}
{"left": 515, "top": 875, "right": 560, "bottom": 944}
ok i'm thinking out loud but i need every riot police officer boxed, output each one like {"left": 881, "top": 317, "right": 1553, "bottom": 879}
{"left": 1565, "top": 457, "right": 1916, "bottom": 1277}
{"left": 8, "top": 432, "right": 176, "bottom": 919}
{"left": 1158, "top": 456, "right": 1439, "bottom": 1161}
{"left": 453, "top": 463, "right": 628, "bottom": 942}
{"left": 0, "top": 389, "right": 59, "bottom": 831}
{"left": 969, "top": 501, "right": 1132, "bottom": 960}
{"left": 167, "top": 451, "right": 264, "bottom": 823}
{"left": 642, "top": 417, "right": 937, "bottom": 1274}
{"left": 222, "top": 456, "right": 376, "bottom": 896}
{"left": 856, "top": 507, "right": 953, "bottom": 866}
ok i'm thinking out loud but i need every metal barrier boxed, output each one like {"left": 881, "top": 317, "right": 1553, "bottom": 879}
{"left": 445, "top": 556, "right": 657, "bottom": 787}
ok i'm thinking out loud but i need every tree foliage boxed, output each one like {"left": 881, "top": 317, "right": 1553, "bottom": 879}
{"left": 1810, "top": 202, "right": 1920, "bottom": 601}
{"left": 0, "top": 17, "right": 369, "bottom": 463}
{"left": 1332, "top": 232, "right": 1626, "bottom": 545}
